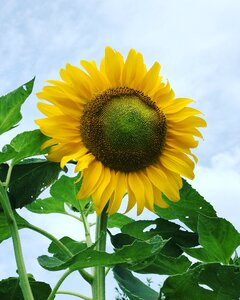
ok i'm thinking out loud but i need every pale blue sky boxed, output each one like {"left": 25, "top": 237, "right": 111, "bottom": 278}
{"left": 0, "top": 0, "right": 240, "bottom": 299}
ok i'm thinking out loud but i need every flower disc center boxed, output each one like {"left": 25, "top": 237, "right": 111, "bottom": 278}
{"left": 80, "top": 88, "right": 167, "bottom": 172}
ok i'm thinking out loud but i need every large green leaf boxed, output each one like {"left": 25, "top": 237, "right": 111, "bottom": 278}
{"left": 181, "top": 246, "right": 217, "bottom": 263}
{"left": 197, "top": 215, "right": 240, "bottom": 264}
{"left": 110, "top": 226, "right": 192, "bottom": 275}
{"left": 0, "top": 78, "right": 34, "bottom": 135}
{"left": 50, "top": 175, "right": 88, "bottom": 211}
{"left": 161, "top": 263, "right": 240, "bottom": 300}
{"left": 6, "top": 159, "right": 61, "bottom": 208}
{"left": 182, "top": 216, "right": 240, "bottom": 264}
{"left": 48, "top": 236, "right": 88, "bottom": 261}
{"left": 38, "top": 236, "right": 167, "bottom": 271}
{"left": 113, "top": 267, "right": 159, "bottom": 300}
{"left": 0, "top": 130, "right": 49, "bottom": 165}
{"left": 121, "top": 218, "right": 198, "bottom": 257}
{"left": 108, "top": 213, "right": 134, "bottom": 229}
{"left": 0, "top": 276, "right": 51, "bottom": 300}
{"left": 155, "top": 179, "right": 217, "bottom": 231}
{"left": 0, "top": 211, "right": 30, "bottom": 243}
{"left": 132, "top": 253, "right": 192, "bottom": 275}
{"left": 26, "top": 197, "right": 66, "bottom": 215}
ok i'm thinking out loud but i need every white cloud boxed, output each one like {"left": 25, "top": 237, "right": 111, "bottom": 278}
{"left": 194, "top": 147, "right": 240, "bottom": 230}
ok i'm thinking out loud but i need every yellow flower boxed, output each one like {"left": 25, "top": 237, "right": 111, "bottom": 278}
{"left": 36, "top": 47, "right": 206, "bottom": 215}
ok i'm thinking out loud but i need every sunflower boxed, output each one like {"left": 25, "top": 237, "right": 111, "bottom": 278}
{"left": 36, "top": 47, "right": 206, "bottom": 215}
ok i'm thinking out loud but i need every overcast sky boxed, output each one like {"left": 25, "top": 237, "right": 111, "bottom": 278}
{"left": 0, "top": 0, "right": 240, "bottom": 299}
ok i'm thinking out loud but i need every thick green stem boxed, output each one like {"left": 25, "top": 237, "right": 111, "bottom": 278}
{"left": 92, "top": 205, "right": 108, "bottom": 300}
{"left": 0, "top": 184, "right": 34, "bottom": 300}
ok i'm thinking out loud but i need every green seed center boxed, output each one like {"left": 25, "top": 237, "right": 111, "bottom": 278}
{"left": 102, "top": 96, "right": 161, "bottom": 151}
{"left": 80, "top": 87, "right": 167, "bottom": 172}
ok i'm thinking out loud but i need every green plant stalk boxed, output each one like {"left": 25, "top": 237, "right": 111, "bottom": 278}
{"left": 47, "top": 268, "right": 74, "bottom": 300}
{"left": 92, "top": 205, "right": 108, "bottom": 300}
{"left": 0, "top": 184, "right": 34, "bottom": 300}
{"left": 79, "top": 204, "right": 93, "bottom": 247}
{"left": 57, "top": 290, "right": 92, "bottom": 299}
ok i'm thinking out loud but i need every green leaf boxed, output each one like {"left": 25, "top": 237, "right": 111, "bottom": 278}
{"left": 161, "top": 263, "right": 240, "bottom": 300}
{"left": 109, "top": 232, "right": 136, "bottom": 249}
{"left": 26, "top": 197, "right": 66, "bottom": 214}
{"left": 0, "top": 130, "right": 49, "bottom": 164}
{"left": 7, "top": 159, "right": 62, "bottom": 208}
{"left": 121, "top": 218, "right": 198, "bottom": 257}
{"left": 0, "top": 78, "right": 35, "bottom": 135}
{"left": 155, "top": 179, "right": 217, "bottom": 231}
{"left": 0, "top": 145, "right": 17, "bottom": 165}
{"left": 197, "top": 215, "right": 240, "bottom": 264}
{"left": 181, "top": 246, "right": 217, "bottom": 263}
{"left": 133, "top": 253, "right": 192, "bottom": 275}
{"left": 108, "top": 213, "right": 134, "bottom": 229}
{"left": 50, "top": 175, "right": 87, "bottom": 211}
{"left": 48, "top": 236, "right": 87, "bottom": 260}
{"left": 113, "top": 266, "right": 159, "bottom": 300}
{"left": 38, "top": 236, "right": 167, "bottom": 271}
{"left": 110, "top": 227, "right": 192, "bottom": 275}
{"left": 0, "top": 276, "right": 51, "bottom": 300}
{"left": 0, "top": 212, "right": 30, "bottom": 243}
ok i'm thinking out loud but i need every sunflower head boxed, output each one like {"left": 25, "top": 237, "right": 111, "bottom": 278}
{"left": 36, "top": 46, "right": 206, "bottom": 215}
{"left": 80, "top": 87, "right": 167, "bottom": 172}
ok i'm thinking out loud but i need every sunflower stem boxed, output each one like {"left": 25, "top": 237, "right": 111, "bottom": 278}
{"left": 92, "top": 205, "right": 108, "bottom": 300}
{"left": 0, "top": 182, "right": 34, "bottom": 300}
{"left": 79, "top": 203, "right": 93, "bottom": 247}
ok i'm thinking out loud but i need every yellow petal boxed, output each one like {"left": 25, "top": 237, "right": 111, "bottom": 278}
{"left": 165, "top": 108, "right": 203, "bottom": 122}
{"left": 60, "top": 145, "right": 88, "bottom": 168}
{"left": 125, "top": 186, "right": 137, "bottom": 214}
{"left": 75, "top": 153, "right": 95, "bottom": 172}
{"left": 77, "top": 160, "right": 103, "bottom": 199}
{"left": 138, "top": 171, "right": 154, "bottom": 212}
{"left": 166, "top": 133, "right": 199, "bottom": 150}
{"left": 94, "top": 169, "right": 117, "bottom": 215}
{"left": 40, "top": 138, "right": 58, "bottom": 150}
{"left": 104, "top": 46, "right": 124, "bottom": 87}
{"left": 160, "top": 150, "right": 195, "bottom": 179}
{"left": 152, "top": 186, "right": 169, "bottom": 208}
{"left": 139, "top": 62, "right": 161, "bottom": 94}
{"left": 127, "top": 172, "right": 145, "bottom": 215}
{"left": 156, "top": 89, "right": 175, "bottom": 108}
{"left": 107, "top": 171, "right": 126, "bottom": 215}
{"left": 126, "top": 52, "right": 147, "bottom": 89}
{"left": 122, "top": 49, "right": 137, "bottom": 86}
{"left": 64, "top": 63, "right": 94, "bottom": 99}
{"left": 146, "top": 165, "right": 179, "bottom": 201}
{"left": 163, "top": 98, "right": 194, "bottom": 114}
{"left": 37, "top": 102, "right": 62, "bottom": 117}
{"left": 168, "top": 126, "right": 203, "bottom": 139}
{"left": 47, "top": 143, "right": 80, "bottom": 162}
{"left": 173, "top": 116, "right": 207, "bottom": 128}
{"left": 80, "top": 60, "right": 109, "bottom": 91}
